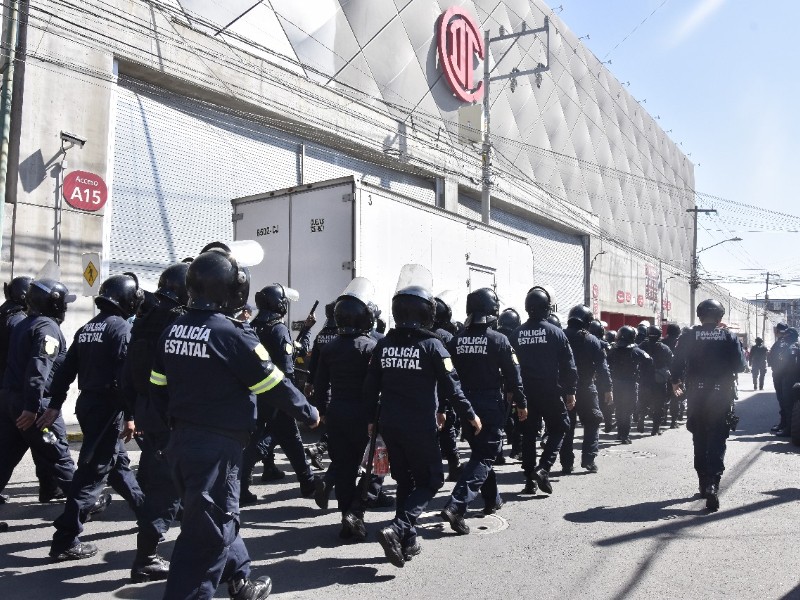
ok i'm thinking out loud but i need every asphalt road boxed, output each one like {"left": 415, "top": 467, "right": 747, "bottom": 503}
{"left": 1, "top": 383, "right": 798, "bottom": 600}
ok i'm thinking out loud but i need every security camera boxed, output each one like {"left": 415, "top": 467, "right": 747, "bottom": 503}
{"left": 60, "top": 131, "right": 86, "bottom": 148}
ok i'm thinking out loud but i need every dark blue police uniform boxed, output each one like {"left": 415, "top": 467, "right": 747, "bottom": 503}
{"left": 768, "top": 334, "right": 791, "bottom": 430}
{"left": 563, "top": 325, "right": 612, "bottom": 469}
{"left": 150, "top": 310, "right": 317, "bottom": 599}
{"left": 49, "top": 311, "right": 146, "bottom": 555}
{"left": 748, "top": 343, "right": 768, "bottom": 390}
{"left": 433, "top": 327, "right": 461, "bottom": 476}
{"left": 364, "top": 328, "right": 476, "bottom": 549}
{"left": 510, "top": 318, "right": 577, "bottom": 478}
{"left": 444, "top": 324, "right": 524, "bottom": 513}
{"left": 671, "top": 325, "right": 746, "bottom": 489}
{"left": 0, "top": 315, "right": 74, "bottom": 496}
{"left": 313, "top": 332, "right": 376, "bottom": 520}
{"left": 638, "top": 338, "right": 673, "bottom": 434}
{"left": 607, "top": 344, "right": 651, "bottom": 442}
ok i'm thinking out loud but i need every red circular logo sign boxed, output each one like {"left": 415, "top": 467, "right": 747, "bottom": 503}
{"left": 63, "top": 170, "right": 108, "bottom": 212}
{"left": 637, "top": 295, "right": 644, "bottom": 307}
{"left": 437, "top": 7, "right": 485, "bottom": 102}
{"left": 616, "top": 290, "right": 625, "bottom": 303}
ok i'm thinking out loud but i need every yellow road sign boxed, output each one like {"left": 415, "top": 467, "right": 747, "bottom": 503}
{"left": 83, "top": 261, "right": 98, "bottom": 287}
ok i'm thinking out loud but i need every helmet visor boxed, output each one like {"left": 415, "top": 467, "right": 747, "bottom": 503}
{"left": 395, "top": 264, "right": 433, "bottom": 295}
{"left": 340, "top": 277, "right": 375, "bottom": 306}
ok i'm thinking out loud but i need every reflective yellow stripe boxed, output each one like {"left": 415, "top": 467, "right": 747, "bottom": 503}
{"left": 250, "top": 368, "right": 284, "bottom": 395}
{"left": 150, "top": 371, "right": 167, "bottom": 386}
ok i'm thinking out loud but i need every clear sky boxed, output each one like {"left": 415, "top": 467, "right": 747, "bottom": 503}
{"left": 556, "top": 0, "right": 800, "bottom": 301}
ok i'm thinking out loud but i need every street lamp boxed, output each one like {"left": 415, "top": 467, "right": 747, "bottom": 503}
{"left": 689, "top": 234, "right": 742, "bottom": 324}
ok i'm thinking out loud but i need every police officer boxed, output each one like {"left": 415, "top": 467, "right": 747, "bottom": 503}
{"left": 149, "top": 244, "right": 319, "bottom": 599}
{"left": 0, "top": 275, "right": 63, "bottom": 504}
{"left": 440, "top": 288, "right": 525, "bottom": 534}
{"left": 768, "top": 323, "right": 791, "bottom": 434}
{"left": 510, "top": 287, "right": 577, "bottom": 495}
{"left": 639, "top": 325, "right": 675, "bottom": 433}
{"left": 562, "top": 305, "right": 612, "bottom": 473}
{"left": 313, "top": 278, "right": 376, "bottom": 541}
{"left": 0, "top": 279, "right": 76, "bottom": 506}
{"left": 662, "top": 323, "right": 681, "bottom": 351}
{"left": 662, "top": 323, "right": 684, "bottom": 423}
{"left": 43, "top": 274, "right": 146, "bottom": 561}
{"left": 242, "top": 284, "right": 318, "bottom": 502}
{"left": 749, "top": 337, "right": 768, "bottom": 391}
{"left": 122, "top": 262, "right": 189, "bottom": 581}
{"left": 304, "top": 301, "right": 337, "bottom": 475}
{"left": 671, "top": 299, "right": 746, "bottom": 511}
{"left": 590, "top": 319, "right": 615, "bottom": 434}
{"left": 775, "top": 327, "right": 799, "bottom": 437}
{"left": 635, "top": 322, "right": 649, "bottom": 345}
{"left": 364, "top": 279, "right": 480, "bottom": 567}
{"left": 607, "top": 326, "right": 652, "bottom": 444}
{"left": 432, "top": 292, "right": 462, "bottom": 481}
{"left": 497, "top": 308, "right": 523, "bottom": 461}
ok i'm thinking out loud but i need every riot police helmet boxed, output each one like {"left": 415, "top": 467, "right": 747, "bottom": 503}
{"left": 546, "top": 313, "right": 562, "bottom": 328}
{"left": 334, "top": 296, "right": 372, "bottom": 335}
{"left": 755, "top": 337, "right": 763, "bottom": 345}
{"left": 392, "top": 286, "right": 435, "bottom": 329}
{"left": 616, "top": 325, "right": 637, "bottom": 347}
{"left": 186, "top": 247, "right": 250, "bottom": 314}
{"left": 588, "top": 319, "right": 605, "bottom": 339}
{"left": 26, "top": 279, "right": 75, "bottom": 323}
{"left": 96, "top": 274, "right": 144, "bottom": 319}
{"left": 567, "top": 304, "right": 593, "bottom": 328}
{"left": 323, "top": 301, "right": 336, "bottom": 329}
{"left": 497, "top": 308, "right": 521, "bottom": 331}
{"left": 434, "top": 297, "right": 452, "bottom": 328}
{"left": 465, "top": 288, "right": 500, "bottom": 325}
{"left": 696, "top": 299, "right": 725, "bottom": 325}
{"left": 254, "top": 284, "right": 289, "bottom": 320}
{"left": 4, "top": 276, "right": 32, "bottom": 306}
{"left": 666, "top": 323, "right": 681, "bottom": 338}
{"left": 367, "top": 301, "right": 381, "bottom": 329}
{"left": 605, "top": 330, "right": 617, "bottom": 344}
{"left": 647, "top": 325, "right": 662, "bottom": 340}
{"left": 785, "top": 327, "right": 799, "bottom": 344}
{"left": 636, "top": 324, "right": 648, "bottom": 338}
{"left": 156, "top": 262, "right": 190, "bottom": 306}
{"left": 524, "top": 286, "right": 551, "bottom": 320}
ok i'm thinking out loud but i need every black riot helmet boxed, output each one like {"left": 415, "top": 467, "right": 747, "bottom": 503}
{"left": 96, "top": 274, "right": 144, "bottom": 319}
{"left": 647, "top": 325, "right": 662, "bottom": 341}
{"left": 588, "top": 319, "right": 605, "bottom": 339}
{"left": 546, "top": 313, "right": 562, "bottom": 328}
{"left": 367, "top": 301, "right": 381, "bottom": 330}
{"left": 156, "top": 262, "right": 190, "bottom": 306}
{"left": 434, "top": 297, "right": 453, "bottom": 329}
{"left": 334, "top": 296, "right": 372, "bottom": 335}
{"left": 666, "top": 323, "right": 681, "bottom": 338}
{"left": 525, "top": 286, "right": 551, "bottom": 320}
{"left": 466, "top": 288, "right": 500, "bottom": 325}
{"left": 392, "top": 286, "right": 435, "bottom": 329}
{"left": 4, "top": 276, "right": 32, "bottom": 306}
{"left": 616, "top": 325, "right": 637, "bottom": 347}
{"left": 255, "top": 284, "right": 289, "bottom": 321}
{"left": 755, "top": 337, "right": 763, "bottom": 345}
{"left": 323, "top": 301, "right": 336, "bottom": 329}
{"left": 186, "top": 248, "right": 250, "bottom": 314}
{"left": 605, "top": 330, "right": 617, "bottom": 344}
{"left": 567, "top": 304, "right": 593, "bottom": 328}
{"left": 696, "top": 299, "right": 725, "bottom": 325}
{"left": 26, "top": 279, "right": 75, "bottom": 323}
{"left": 636, "top": 324, "right": 648, "bottom": 340}
{"left": 498, "top": 308, "right": 521, "bottom": 332}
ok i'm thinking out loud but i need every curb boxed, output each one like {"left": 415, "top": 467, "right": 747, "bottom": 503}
{"left": 66, "top": 431, "right": 83, "bottom": 442}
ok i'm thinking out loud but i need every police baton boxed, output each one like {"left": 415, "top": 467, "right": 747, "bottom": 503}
{"left": 79, "top": 410, "right": 122, "bottom": 466}
{"left": 359, "top": 401, "right": 382, "bottom": 503}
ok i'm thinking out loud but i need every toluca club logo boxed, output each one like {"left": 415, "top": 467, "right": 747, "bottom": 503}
{"left": 437, "top": 7, "right": 485, "bottom": 103}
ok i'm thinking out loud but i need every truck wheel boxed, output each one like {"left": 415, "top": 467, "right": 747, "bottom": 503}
{"left": 792, "top": 399, "right": 800, "bottom": 447}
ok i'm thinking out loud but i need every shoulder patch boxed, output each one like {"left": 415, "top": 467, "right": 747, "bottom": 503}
{"left": 254, "top": 344, "right": 270, "bottom": 361}
{"left": 43, "top": 335, "right": 60, "bottom": 358}
{"left": 443, "top": 357, "right": 454, "bottom": 372}
{"left": 284, "top": 342, "right": 294, "bottom": 355}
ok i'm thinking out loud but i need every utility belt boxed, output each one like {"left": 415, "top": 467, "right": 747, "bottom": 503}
{"left": 171, "top": 419, "right": 251, "bottom": 446}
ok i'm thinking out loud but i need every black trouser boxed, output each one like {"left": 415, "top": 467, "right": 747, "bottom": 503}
{"left": 779, "top": 378, "right": 796, "bottom": 433}
{"left": 437, "top": 405, "right": 459, "bottom": 462}
{"left": 751, "top": 363, "right": 766, "bottom": 390}
{"left": 0, "top": 393, "right": 74, "bottom": 495}
{"left": 561, "top": 387, "right": 602, "bottom": 467}
{"left": 135, "top": 430, "right": 181, "bottom": 556}
{"left": 52, "top": 399, "right": 145, "bottom": 553}
{"left": 243, "top": 404, "right": 313, "bottom": 487}
{"left": 326, "top": 413, "right": 368, "bottom": 518}
{"left": 773, "top": 373, "right": 786, "bottom": 428}
{"left": 686, "top": 386, "right": 731, "bottom": 481}
{"left": 600, "top": 393, "right": 615, "bottom": 430}
{"left": 613, "top": 381, "right": 638, "bottom": 440}
{"left": 521, "top": 391, "right": 570, "bottom": 475}
{"left": 639, "top": 382, "right": 669, "bottom": 430}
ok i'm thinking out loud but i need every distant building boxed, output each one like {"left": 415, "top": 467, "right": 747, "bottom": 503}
{"left": 750, "top": 298, "right": 800, "bottom": 329}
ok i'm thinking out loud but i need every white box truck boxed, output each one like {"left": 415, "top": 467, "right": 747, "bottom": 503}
{"left": 232, "top": 176, "right": 534, "bottom": 340}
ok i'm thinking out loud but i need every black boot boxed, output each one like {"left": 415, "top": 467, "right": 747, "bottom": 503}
{"left": 698, "top": 473, "right": 709, "bottom": 498}
{"left": 131, "top": 553, "right": 170, "bottom": 583}
{"left": 229, "top": 576, "right": 272, "bottom": 600}
{"left": 705, "top": 483, "right": 719, "bottom": 512}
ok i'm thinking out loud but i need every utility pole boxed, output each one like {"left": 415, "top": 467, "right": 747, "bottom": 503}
{"left": 686, "top": 207, "right": 717, "bottom": 324}
{"left": 481, "top": 18, "right": 550, "bottom": 224}
{"left": 761, "top": 272, "right": 780, "bottom": 339}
